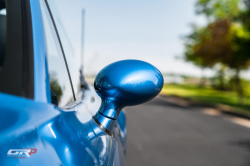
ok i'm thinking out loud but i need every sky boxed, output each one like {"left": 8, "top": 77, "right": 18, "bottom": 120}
{"left": 54, "top": 0, "right": 214, "bottom": 77}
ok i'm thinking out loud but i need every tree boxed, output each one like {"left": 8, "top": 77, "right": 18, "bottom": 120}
{"left": 196, "top": 0, "right": 241, "bottom": 20}
{"left": 227, "top": 23, "right": 250, "bottom": 103}
{"left": 184, "top": 0, "right": 250, "bottom": 104}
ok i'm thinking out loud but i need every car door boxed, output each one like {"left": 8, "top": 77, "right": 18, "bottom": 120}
{"left": 39, "top": 0, "right": 127, "bottom": 165}
{"left": 0, "top": 0, "right": 126, "bottom": 165}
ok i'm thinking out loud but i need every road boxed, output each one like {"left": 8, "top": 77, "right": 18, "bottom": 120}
{"left": 125, "top": 96, "right": 250, "bottom": 166}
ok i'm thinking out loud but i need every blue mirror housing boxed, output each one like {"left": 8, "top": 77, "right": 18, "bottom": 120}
{"left": 93, "top": 60, "right": 164, "bottom": 135}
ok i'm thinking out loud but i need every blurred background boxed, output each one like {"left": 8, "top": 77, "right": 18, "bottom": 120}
{"left": 52, "top": 0, "right": 250, "bottom": 165}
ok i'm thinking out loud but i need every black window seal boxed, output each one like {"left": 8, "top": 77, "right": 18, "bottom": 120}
{"left": 21, "top": 0, "right": 34, "bottom": 99}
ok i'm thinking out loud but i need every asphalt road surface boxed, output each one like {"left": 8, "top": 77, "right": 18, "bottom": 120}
{"left": 126, "top": 97, "right": 250, "bottom": 166}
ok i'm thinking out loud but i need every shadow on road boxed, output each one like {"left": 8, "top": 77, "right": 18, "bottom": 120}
{"left": 230, "top": 140, "right": 250, "bottom": 152}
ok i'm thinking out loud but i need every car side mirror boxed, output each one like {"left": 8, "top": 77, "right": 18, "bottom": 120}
{"left": 93, "top": 60, "right": 164, "bottom": 135}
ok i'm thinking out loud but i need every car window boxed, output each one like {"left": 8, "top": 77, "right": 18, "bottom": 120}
{"left": 44, "top": 0, "right": 83, "bottom": 99}
{"left": 0, "top": 0, "right": 34, "bottom": 98}
{"left": 40, "top": 0, "right": 75, "bottom": 107}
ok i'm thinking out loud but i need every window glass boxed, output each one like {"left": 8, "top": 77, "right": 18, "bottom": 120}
{"left": 45, "top": 0, "right": 83, "bottom": 99}
{"left": 40, "top": 0, "right": 74, "bottom": 106}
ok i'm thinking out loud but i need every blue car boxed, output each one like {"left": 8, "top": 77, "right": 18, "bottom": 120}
{"left": 0, "top": 0, "right": 163, "bottom": 165}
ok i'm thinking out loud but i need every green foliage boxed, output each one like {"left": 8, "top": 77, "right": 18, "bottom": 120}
{"left": 184, "top": 25, "right": 214, "bottom": 68}
{"left": 185, "top": 19, "right": 250, "bottom": 70}
{"left": 184, "top": 0, "right": 250, "bottom": 104}
{"left": 196, "top": 0, "right": 242, "bottom": 20}
{"left": 185, "top": 19, "right": 235, "bottom": 69}
{"left": 161, "top": 84, "right": 250, "bottom": 113}
{"left": 228, "top": 23, "right": 250, "bottom": 69}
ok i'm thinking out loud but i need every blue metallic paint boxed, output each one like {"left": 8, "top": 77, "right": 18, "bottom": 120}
{"left": 0, "top": 0, "right": 162, "bottom": 165}
{"left": 30, "top": 0, "right": 51, "bottom": 103}
{"left": 0, "top": 0, "right": 127, "bottom": 165}
{"left": 0, "top": 92, "right": 125, "bottom": 166}
{"left": 93, "top": 60, "right": 164, "bottom": 132}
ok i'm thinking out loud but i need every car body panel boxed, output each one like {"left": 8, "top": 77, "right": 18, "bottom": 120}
{"left": 30, "top": 0, "right": 51, "bottom": 103}
{"left": 0, "top": 0, "right": 127, "bottom": 165}
{"left": 0, "top": 88, "right": 126, "bottom": 165}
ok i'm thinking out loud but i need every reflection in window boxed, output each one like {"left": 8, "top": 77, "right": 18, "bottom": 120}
{"left": 50, "top": 72, "right": 63, "bottom": 102}
{"left": 40, "top": 0, "right": 74, "bottom": 106}
{"left": 45, "top": 0, "right": 83, "bottom": 99}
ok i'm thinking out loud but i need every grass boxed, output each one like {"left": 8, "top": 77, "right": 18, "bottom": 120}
{"left": 161, "top": 84, "right": 250, "bottom": 114}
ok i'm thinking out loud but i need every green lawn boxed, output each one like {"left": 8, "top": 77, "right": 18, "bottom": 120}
{"left": 161, "top": 84, "right": 250, "bottom": 114}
